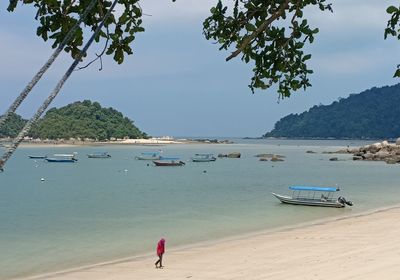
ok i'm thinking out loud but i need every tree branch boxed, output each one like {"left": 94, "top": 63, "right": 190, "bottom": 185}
{"left": 225, "top": 0, "right": 290, "bottom": 61}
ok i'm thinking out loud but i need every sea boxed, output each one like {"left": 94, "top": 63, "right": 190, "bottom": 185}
{"left": 1, "top": 139, "right": 400, "bottom": 279}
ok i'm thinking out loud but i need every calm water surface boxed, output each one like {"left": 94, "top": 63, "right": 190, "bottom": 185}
{"left": 0, "top": 140, "right": 399, "bottom": 279}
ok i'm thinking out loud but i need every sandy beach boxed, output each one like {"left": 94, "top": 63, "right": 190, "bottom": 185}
{"left": 25, "top": 206, "right": 400, "bottom": 280}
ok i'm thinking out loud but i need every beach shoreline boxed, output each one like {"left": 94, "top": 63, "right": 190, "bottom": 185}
{"left": 17, "top": 204, "right": 400, "bottom": 280}
{"left": 0, "top": 138, "right": 234, "bottom": 148}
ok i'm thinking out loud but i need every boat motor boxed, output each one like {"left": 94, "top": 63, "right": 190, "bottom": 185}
{"left": 337, "top": 196, "right": 353, "bottom": 206}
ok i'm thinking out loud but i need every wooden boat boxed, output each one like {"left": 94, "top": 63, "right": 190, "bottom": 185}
{"left": 87, "top": 152, "right": 111, "bottom": 158}
{"left": 191, "top": 153, "right": 217, "bottom": 162}
{"left": 153, "top": 157, "right": 185, "bottom": 166}
{"left": 135, "top": 151, "right": 162, "bottom": 160}
{"left": 272, "top": 186, "right": 353, "bottom": 208}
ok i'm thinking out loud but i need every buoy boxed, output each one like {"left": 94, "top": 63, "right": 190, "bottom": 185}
{"left": 41, "top": 178, "right": 45, "bottom": 181}
{"left": 203, "top": 170, "right": 207, "bottom": 173}
{"left": 124, "top": 169, "right": 128, "bottom": 172}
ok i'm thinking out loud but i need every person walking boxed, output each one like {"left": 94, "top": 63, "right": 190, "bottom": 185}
{"left": 155, "top": 238, "right": 166, "bottom": 268}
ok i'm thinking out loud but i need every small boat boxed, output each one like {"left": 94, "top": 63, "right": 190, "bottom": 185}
{"left": 191, "top": 153, "right": 217, "bottom": 162}
{"left": 45, "top": 157, "right": 78, "bottom": 163}
{"left": 28, "top": 155, "right": 47, "bottom": 159}
{"left": 272, "top": 186, "right": 353, "bottom": 208}
{"left": 153, "top": 157, "right": 185, "bottom": 166}
{"left": 87, "top": 152, "right": 111, "bottom": 158}
{"left": 135, "top": 151, "right": 162, "bottom": 160}
{"left": 45, "top": 153, "right": 78, "bottom": 163}
{"left": 53, "top": 153, "right": 77, "bottom": 157}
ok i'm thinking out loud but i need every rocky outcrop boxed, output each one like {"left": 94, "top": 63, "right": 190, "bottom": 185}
{"left": 218, "top": 152, "right": 241, "bottom": 158}
{"left": 256, "top": 153, "right": 285, "bottom": 161}
{"left": 227, "top": 152, "right": 241, "bottom": 158}
{"left": 331, "top": 140, "right": 400, "bottom": 164}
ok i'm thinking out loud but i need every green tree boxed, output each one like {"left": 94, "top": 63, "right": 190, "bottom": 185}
{"left": 6, "top": 1, "right": 399, "bottom": 97}
{"left": 29, "top": 100, "right": 147, "bottom": 140}
{"left": 0, "top": 113, "right": 27, "bottom": 138}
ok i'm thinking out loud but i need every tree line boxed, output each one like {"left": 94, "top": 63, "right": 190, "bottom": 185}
{"left": 264, "top": 84, "right": 400, "bottom": 139}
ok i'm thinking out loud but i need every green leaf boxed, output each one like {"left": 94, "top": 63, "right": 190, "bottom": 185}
{"left": 386, "top": 6, "right": 398, "bottom": 14}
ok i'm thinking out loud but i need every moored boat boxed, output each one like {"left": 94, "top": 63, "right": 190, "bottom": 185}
{"left": 45, "top": 157, "right": 78, "bottom": 163}
{"left": 135, "top": 151, "right": 162, "bottom": 160}
{"left": 153, "top": 157, "right": 185, "bottom": 166}
{"left": 45, "top": 153, "right": 78, "bottom": 163}
{"left": 272, "top": 186, "right": 353, "bottom": 208}
{"left": 28, "top": 155, "right": 47, "bottom": 159}
{"left": 191, "top": 153, "right": 217, "bottom": 162}
{"left": 87, "top": 152, "right": 111, "bottom": 158}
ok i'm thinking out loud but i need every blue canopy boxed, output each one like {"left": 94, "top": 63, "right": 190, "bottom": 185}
{"left": 159, "top": 157, "right": 180, "bottom": 160}
{"left": 289, "top": 186, "right": 340, "bottom": 192}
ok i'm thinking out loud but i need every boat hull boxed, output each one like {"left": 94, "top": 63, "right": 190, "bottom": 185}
{"left": 271, "top": 193, "right": 345, "bottom": 208}
{"left": 87, "top": 154, "right": 111, "bottom": 158}
{"left": 28, "top": 156, "right": 47, "bottom": 159}
{"left": 191, "top": 158, "right": 216, "bottom": 162}
{"left": 153, "top": 160, "right": 185, "bottom": 166}
{"left": 46, "top": 158, "right": 77, "bottom": 163}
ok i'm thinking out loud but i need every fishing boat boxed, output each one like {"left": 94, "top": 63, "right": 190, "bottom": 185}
{"left": 191, "top": 153, "right": 217, "bottom": 162}
{"left": 272, "top": 186, "right": 353, "bottom": 208}
{"left": 135, "top": 151, "right": 162, "bottom": 160}
{"left": 87, "top": 152, "right": 111, "bottom": 158}
{"left": 153, "top": 157, "right": 185, "bottom": 166}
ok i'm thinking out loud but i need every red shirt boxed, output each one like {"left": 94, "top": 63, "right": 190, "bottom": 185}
{"left": 157, "top": 239, "right": 165, "bottom": 256}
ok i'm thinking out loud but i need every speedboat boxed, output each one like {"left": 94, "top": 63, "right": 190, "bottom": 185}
{"left": 272, "top": 186, "right": 353, "bottom": 208}
{"left": 191, "top": 153, "right": 217, "bottom": 162}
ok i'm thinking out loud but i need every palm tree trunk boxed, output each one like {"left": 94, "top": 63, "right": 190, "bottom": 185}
{"left": 0, "top": 0, "right": 119, "bottom": 172}
{"left": 0, "top": 0, "right": 98, "bottom": 128}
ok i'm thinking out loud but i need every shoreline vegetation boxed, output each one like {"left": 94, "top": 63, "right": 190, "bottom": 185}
{"left": 19, "top": 205, "right": 400, "bottom": 280}
{"left": 0, "top": 137, "right": 234, "bottom": 147}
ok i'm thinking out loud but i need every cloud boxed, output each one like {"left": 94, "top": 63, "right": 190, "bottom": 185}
{"left": 310, "top": 44, "right": 398, "bottom": 76}
{"left": 307, "top": 0, "right": 398, "bottom": 33}
{"left": 118, "top": 0, "right": 219, "bottom": 25}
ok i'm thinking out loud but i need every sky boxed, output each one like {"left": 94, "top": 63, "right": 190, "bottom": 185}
{"left": 0, "top": 0, "right": 399, "bottom": 137}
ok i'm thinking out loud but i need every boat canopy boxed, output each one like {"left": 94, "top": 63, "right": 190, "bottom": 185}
{"left": 289, "top": 186, "right": 339, "bottom": 192}
{"left": 159, "top": 157, "right": 180, "bottom": 160}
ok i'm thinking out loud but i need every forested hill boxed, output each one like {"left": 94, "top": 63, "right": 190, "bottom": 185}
{"left": 264, "top": 84, "right": 400, "bottom": 139}
{"left": 1, "top": 100, "right": 147, "bottom": 140}
{"left": 0, "top": 113, "right": 27, "bottom": 138}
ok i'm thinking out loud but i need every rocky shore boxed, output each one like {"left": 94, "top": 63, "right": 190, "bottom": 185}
{"left": 330, "top": 138, "right": 400, "bottom": 164}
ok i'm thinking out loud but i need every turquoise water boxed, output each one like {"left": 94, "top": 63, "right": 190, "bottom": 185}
{"left": 1, "top": 140, "right": 400, "bottom": 279}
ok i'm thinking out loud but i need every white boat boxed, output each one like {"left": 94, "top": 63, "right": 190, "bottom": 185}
{"left": 135, "top": 151, "right": 162, "bottom": 160}
{"left": 45, "top": 153, "right": 78, "bottom": 163}
{"left": 272, "top": 186, "right": 353, "bottom": 208}
{"left": 191, "top": 153, "right": 217, "bottom": 162}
